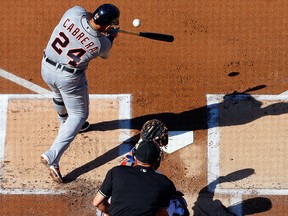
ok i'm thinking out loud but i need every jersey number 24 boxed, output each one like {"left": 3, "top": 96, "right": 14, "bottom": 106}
{"left": 51, "top": 32, "right": 86, "bottom": 67}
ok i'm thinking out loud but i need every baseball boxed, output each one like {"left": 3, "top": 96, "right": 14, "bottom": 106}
{"left": 132, "top": 19, "right": 141, "bottom": 27}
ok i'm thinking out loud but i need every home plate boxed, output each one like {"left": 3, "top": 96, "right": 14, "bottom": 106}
{"left": 163, "top": 131, "right": 194, "bottom": 153}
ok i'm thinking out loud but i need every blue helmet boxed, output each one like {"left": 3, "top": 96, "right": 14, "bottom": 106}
{"left": 92, "top": 4, "right": 120, "bottom": 26}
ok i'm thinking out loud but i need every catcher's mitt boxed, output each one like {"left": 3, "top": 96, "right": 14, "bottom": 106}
{"left": 119, "top": 119, "right": 168, "bottom": 170}
{"left": 140, "top": 119, "right": 168, "bottom": 147}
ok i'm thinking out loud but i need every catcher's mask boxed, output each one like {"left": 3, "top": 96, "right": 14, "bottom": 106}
{"left": 92, "top": 4, "right": 120, "bottom": 26}
{"left": 134, "top": 140, "right": 162, "bottom": 165}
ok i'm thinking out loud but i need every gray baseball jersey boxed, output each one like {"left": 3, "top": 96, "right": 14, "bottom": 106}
{"left": 41, "top": 6, "right": 113, "bottom": 168}
{"left": 44, "top": 6, "right": 111, "bottom": 69}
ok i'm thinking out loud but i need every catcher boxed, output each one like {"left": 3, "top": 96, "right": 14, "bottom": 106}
{"left": 94, "top": 139, "right": 176, "bottom": 215}
{"left": 109, "top": 119, "right": 190, "bottom": 216}
{"left": 119, "top": 119, "right": 169, "bottom": 169}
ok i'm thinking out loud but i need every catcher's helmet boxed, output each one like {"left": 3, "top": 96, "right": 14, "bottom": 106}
{"left": 134, "top": 140, "right": 161, "bottom": 164}
{"left": 92, "top": 4, "right": 120, "bottom": 26}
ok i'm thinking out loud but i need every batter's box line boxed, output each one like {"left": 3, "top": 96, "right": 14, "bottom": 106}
{"left": 206, "top": 94, "right": 288, "bottom": 195}
{"left": 0, "top": 188, "right": 66, "bottom": 195}
{"left": 215, "top": 188, "right": 288, "bottom": 196}
{"left": 0, "top": 94, "right": 131, "bottom": 195}
{"left": 207, "top": 93, "right": 288, "bottom": 215}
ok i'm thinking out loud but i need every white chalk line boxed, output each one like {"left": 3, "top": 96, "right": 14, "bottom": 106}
{"left": 207, "top": 94, "right": 288, "bottom": 215}
{"left": 0, "top": 94, "right": 131, "bottom": 195}
{"left": 0, "top": 67, "right": 193, "bottom": 195}
{"left": 1, "top": 66, "right": 287, "bottom": 190}
{"left": 0, "top": 95, "right": 8, "bottom": 164}
{"left": 280, "top": 90, "right": 288, "bottom": 95}
{"left": 89, "top": 94, "right": 133, "bottom": 155}
{"left": 0, "top": 68, "right": 51, "bottom": 94}
{"left": 118, "top": 95, "right": 132, "bottom": 155}
{"left": 0, "top": 188, "right": 65, "bottom": 195}
{"left": 215, "top": 188, "right": 288, "bottom": 196}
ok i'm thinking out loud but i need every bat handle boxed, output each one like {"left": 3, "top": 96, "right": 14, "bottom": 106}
{"left": 118, "top": 29, "right": 140, "bottom": 36}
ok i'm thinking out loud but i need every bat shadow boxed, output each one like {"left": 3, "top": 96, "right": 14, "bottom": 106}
{"left": 62, "top": 136, "right": 137, "bottom": 183}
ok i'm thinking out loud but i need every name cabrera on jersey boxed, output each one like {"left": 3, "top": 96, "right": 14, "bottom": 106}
{"left": 44, "top": 6, "right": 111, "bottom": 69}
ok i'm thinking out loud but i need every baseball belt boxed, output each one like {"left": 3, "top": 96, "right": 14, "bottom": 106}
{"left": 43, "top": 52, "right": 84, "bottom": 74}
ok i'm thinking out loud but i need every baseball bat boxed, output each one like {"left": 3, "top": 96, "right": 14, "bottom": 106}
{"left": 119, "top": 29, "right": 174, "bottom": 42}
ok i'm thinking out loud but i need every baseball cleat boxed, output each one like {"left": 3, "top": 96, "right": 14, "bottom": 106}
{"left": 80, "top": 121, "right": 90, "bottom": 132}
{"left": 40, "top": 154, "right": 50, "bottom": 168}
{"left": 49, "top": 165, "right": 63, "bottom": 184}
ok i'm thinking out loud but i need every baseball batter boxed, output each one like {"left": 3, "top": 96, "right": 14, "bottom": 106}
{"left": 40, "top": 4, "right": 120, "bottom": 183}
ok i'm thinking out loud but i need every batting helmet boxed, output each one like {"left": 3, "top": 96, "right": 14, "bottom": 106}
{"left": 92, "top": 4, "right": 120, "bottom": 26}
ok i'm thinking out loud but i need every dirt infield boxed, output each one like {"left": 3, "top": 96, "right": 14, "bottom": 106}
{"left": 1, "top": 0, "right": 288, "bottom": 215}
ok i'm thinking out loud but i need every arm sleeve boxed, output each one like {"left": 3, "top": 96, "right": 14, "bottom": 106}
{"left": 98, "top": 36, "right": 113, "bottom": 59}
{"left": 99, "top": 168, "right": 114, "bottom": 198}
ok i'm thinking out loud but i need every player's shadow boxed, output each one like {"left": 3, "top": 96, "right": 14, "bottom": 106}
{"left": 87, "top": 85, "right": 288, "bottom": 133}
{"left": 192, "top": 168, "right": 272, "bottom": 216}
{"left": 65, "top": 85, "right": 288, "bottom": 181}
